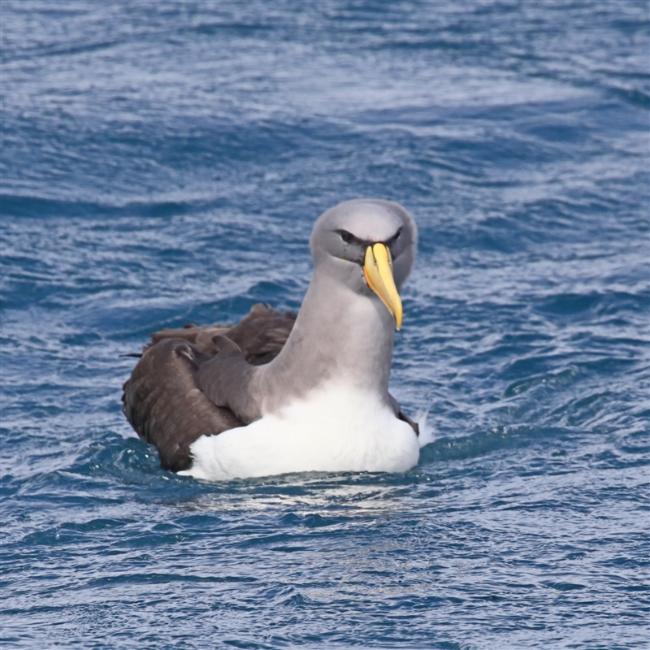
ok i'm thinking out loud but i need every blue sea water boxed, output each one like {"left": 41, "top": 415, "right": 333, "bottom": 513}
{"left": 1, "top": 0, "right": 649, "bottom": 647}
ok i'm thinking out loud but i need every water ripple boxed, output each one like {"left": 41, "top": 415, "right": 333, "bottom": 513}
{"left": 1, "top": 0, "right": 649, "bottom": 647}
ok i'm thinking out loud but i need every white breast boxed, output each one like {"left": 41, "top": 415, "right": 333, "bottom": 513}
{"left": 179, "top": 382, "right": 420, "bottom": 481}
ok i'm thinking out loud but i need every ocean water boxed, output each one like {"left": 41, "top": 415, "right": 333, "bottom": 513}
{"left": 1, "top": 1, "right": 649, "bottom": 647}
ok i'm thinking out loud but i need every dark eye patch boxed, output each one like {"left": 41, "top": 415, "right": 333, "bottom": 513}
{"left": 386, "top": 226, "right": 403, "bottom": 246}
{"left": 334, "top": 226, "right": 403, "bottom": 251}
{"left": 336, "top": 229, "right": 364, "bottom": 246}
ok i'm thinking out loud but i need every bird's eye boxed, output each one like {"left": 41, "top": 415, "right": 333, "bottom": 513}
{"left": 337, "top": 229, "right": 358, "bottom": 245}
{"left": 388, "top": 227, "right": 403, "bottom": 245}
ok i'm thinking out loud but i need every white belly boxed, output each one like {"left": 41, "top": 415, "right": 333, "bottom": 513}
{"left": 179, "top": 382, "right": 420, "bottom": 481}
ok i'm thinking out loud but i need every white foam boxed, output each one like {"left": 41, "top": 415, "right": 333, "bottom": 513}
{"left": 416, "top": 407, "right": 435, "bottom": 449}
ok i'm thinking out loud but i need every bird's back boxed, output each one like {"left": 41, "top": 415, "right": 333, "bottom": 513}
{"left": 122, "top": 304, "right": 295, "bottom": 471}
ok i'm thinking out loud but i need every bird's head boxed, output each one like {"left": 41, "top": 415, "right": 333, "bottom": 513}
{"left": 310, "top": 198, "right": 417, "bottom": 330}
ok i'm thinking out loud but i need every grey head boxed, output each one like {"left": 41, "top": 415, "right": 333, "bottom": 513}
{"left": 309, "top": 198, "right": 417, "bottom": 329}
{"left": 245, "top": 198, "right": 418, "bottom": 413}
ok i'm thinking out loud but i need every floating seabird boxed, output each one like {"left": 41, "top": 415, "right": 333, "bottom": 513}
{"left": 123, "top": 198, "right": 420, "bottom": 480}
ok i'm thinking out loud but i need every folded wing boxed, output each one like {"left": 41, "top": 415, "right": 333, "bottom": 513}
{"left": 122, "top": 304, "right": 295, "bottom": 471}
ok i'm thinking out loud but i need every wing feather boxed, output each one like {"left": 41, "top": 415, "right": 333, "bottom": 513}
{"left": 122, "top": 304, "right": 295, "bottom": 471}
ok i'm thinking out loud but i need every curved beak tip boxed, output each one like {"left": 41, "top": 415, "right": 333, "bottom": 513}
{"left": 363, "top": 243, "right": 404, "bottom": 331}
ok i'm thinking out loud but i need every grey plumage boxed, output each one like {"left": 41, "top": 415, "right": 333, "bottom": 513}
{"left": 123, "top": 198, "right": 418, "bottom": 473}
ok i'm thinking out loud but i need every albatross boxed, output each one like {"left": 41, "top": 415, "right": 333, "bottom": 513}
{"left": 123, "top": 198, "right": 420, "bottom": 480}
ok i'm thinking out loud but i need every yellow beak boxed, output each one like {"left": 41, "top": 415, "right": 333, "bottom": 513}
{"left": 363, "top": 243, "right": 403, "bottom": 330}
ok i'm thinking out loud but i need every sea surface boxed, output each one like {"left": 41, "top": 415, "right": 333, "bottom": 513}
{"left": 1, "top": 1, "right": 649, "bottom": 648}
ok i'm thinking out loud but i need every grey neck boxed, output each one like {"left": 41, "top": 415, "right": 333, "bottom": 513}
{"left": 256, "top": 270, "right": 395, "bottom": 413}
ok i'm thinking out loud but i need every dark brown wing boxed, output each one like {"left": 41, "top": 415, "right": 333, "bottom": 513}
{"left": 122, "top": 303, "right": 295, "bottom": 471}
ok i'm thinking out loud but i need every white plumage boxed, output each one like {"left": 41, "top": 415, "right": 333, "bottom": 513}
{"left": 123, "top": 199, "right": 423, "bottom": 479}
{"left": 180, "top": 382, "right": 420, "bottom": 481}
